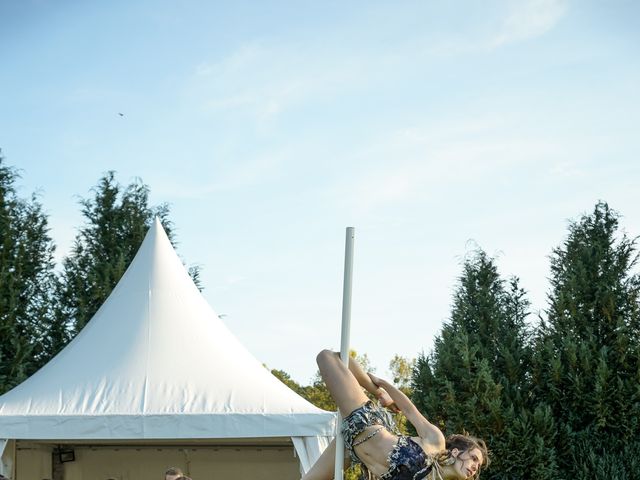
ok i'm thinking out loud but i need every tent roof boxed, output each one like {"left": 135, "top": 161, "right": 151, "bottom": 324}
{"left": 0, "top": 219, "right": 334, "bottom": 440}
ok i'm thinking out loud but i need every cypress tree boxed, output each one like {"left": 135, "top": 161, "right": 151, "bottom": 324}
{"left": 0, "top": 153, "right": 63, "bottom": 393}
{"left": 531, "top": 202, "right": 640, "bottom": 479}
{"left": 412, "top": 251, "right": 558, "bottom": 479}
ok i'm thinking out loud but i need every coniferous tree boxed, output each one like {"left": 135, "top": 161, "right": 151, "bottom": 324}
{"left": 58, "top": 172, "right": 201, "bottom": 335}
{"left": 0, "top": 153, "right": 63, "bottom": 393}
{"left": 531, "top": 202, "right": 640, "bottom": 479}
{"left": 412, "top": 251, "right": 558, "bottom": 479}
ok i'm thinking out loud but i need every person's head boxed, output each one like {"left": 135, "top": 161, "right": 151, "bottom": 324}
{"left": 164, "top": 467, "right": 184, "bottom": 480}
{"left": 437, "top": 434, "right": 489, "bottom": 480}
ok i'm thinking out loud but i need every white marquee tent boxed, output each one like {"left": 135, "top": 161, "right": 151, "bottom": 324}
{"left": 0, "top": 219, "right": 334, "bottom": 479}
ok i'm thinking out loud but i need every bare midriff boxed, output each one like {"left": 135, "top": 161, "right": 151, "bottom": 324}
{"left": 352, "top": 427, "right": 399, "bottom": 477}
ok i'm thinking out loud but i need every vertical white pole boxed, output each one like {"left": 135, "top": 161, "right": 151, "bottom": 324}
{"left": 335, "top": 227, "right": 355, "bottom": 480}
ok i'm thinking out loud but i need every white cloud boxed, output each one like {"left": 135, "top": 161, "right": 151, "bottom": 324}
{"left": 330, "top": 115, "right": 567, "bottom": 214}
{"left": 490, "top": 0, "right": 568, "bottom": 48}
{"left": 426, "top": 0, "right": 568, "bottom": 56}
{"left": 186, "top": 2, "right": 568, "bottom": 127}
{"left": 187, "top": 42, "right": 366, "bottom": 124}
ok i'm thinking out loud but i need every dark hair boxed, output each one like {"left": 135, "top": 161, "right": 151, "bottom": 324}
{"left": 165, "top": 467, "right": 184, "bottom": 476}
{"left": 437, "top": 434, "right": 489, "bottom": 479}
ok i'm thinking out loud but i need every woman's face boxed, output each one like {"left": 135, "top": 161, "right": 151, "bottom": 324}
{"left": 451, "top": 447, "right": 484, "bottom": 479}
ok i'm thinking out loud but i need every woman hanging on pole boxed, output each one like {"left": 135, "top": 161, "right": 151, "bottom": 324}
{"left": 302, "top": 350, "right": 488, "bottom": 480}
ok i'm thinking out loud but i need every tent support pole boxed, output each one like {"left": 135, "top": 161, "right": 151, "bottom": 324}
{"left": 335, "top": 227, "right": 355, "bottom": 480}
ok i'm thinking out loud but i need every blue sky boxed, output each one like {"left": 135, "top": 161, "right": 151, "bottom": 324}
{"left": 2, "top": 0, "right": 639, "bottom": 383}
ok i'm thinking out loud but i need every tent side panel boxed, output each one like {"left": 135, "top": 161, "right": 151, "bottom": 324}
{"left": 61, "top": 445, "right": 300, "bottom": 480}
{"left": 0, "top": 439, "right": 15, "bottom": 478}
{"left": 15, "top": 442, "right": 52, "bottom": 480}
{"left": 292, "top": 435, "right": 332, "bottom": 474}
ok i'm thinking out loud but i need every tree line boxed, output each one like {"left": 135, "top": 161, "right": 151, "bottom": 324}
{"left": 410, "top": 202, "right": 640, "bottom": 479}
{"left": 2, "top": 150, "right": 639, "bottom": 479}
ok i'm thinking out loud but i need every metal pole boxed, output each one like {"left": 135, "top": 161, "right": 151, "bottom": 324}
{"left": 335, "top": 227, "right": 355, "bottom": 480}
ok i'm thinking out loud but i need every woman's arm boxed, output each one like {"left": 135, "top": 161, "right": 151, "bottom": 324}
{"left": 368, "top": 374, "right": 445, "bottom": 450}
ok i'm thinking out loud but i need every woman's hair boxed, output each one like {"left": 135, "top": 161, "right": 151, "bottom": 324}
{"left": 434, "top": 434, "right": 489, "bottom": 479}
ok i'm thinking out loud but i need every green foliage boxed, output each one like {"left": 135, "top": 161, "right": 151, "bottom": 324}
{"left": 57, "top": 172, "right": 201, "bottom": 335}
{"left": 412, "top": 250, "right": 559, "bottom": 479}
{"left": 302, "top": 370, "right": 338, "bottom": 411}
{"left": 270, "top": 369, "right": 307, "bottom": 397}
{"left": 389, "top": 354, "right": 415, "bottom": 392}
{"left": 531, "top": 202, "right": 640, "bottom": 479}
{"left": 0, "top": 152, "right": 63, "bottom": 393}
{"left": 388, "top": 354, "right": 416, "bottom": 435}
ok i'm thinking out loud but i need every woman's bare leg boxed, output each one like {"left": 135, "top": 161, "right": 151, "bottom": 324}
{"left": 301, "top": 438, "right": 351, "bottom": 480}
{"left": 316, "top": 349, "right": 369, "bottom": 417}
{"left": 304, "top": 350, "right": 379, "bottom": 479}
{"left": 345, "top": 354, "right": 380, "bottom": 397}
{"left": 347, "top": 356, "right": 398, "bottom": 411}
